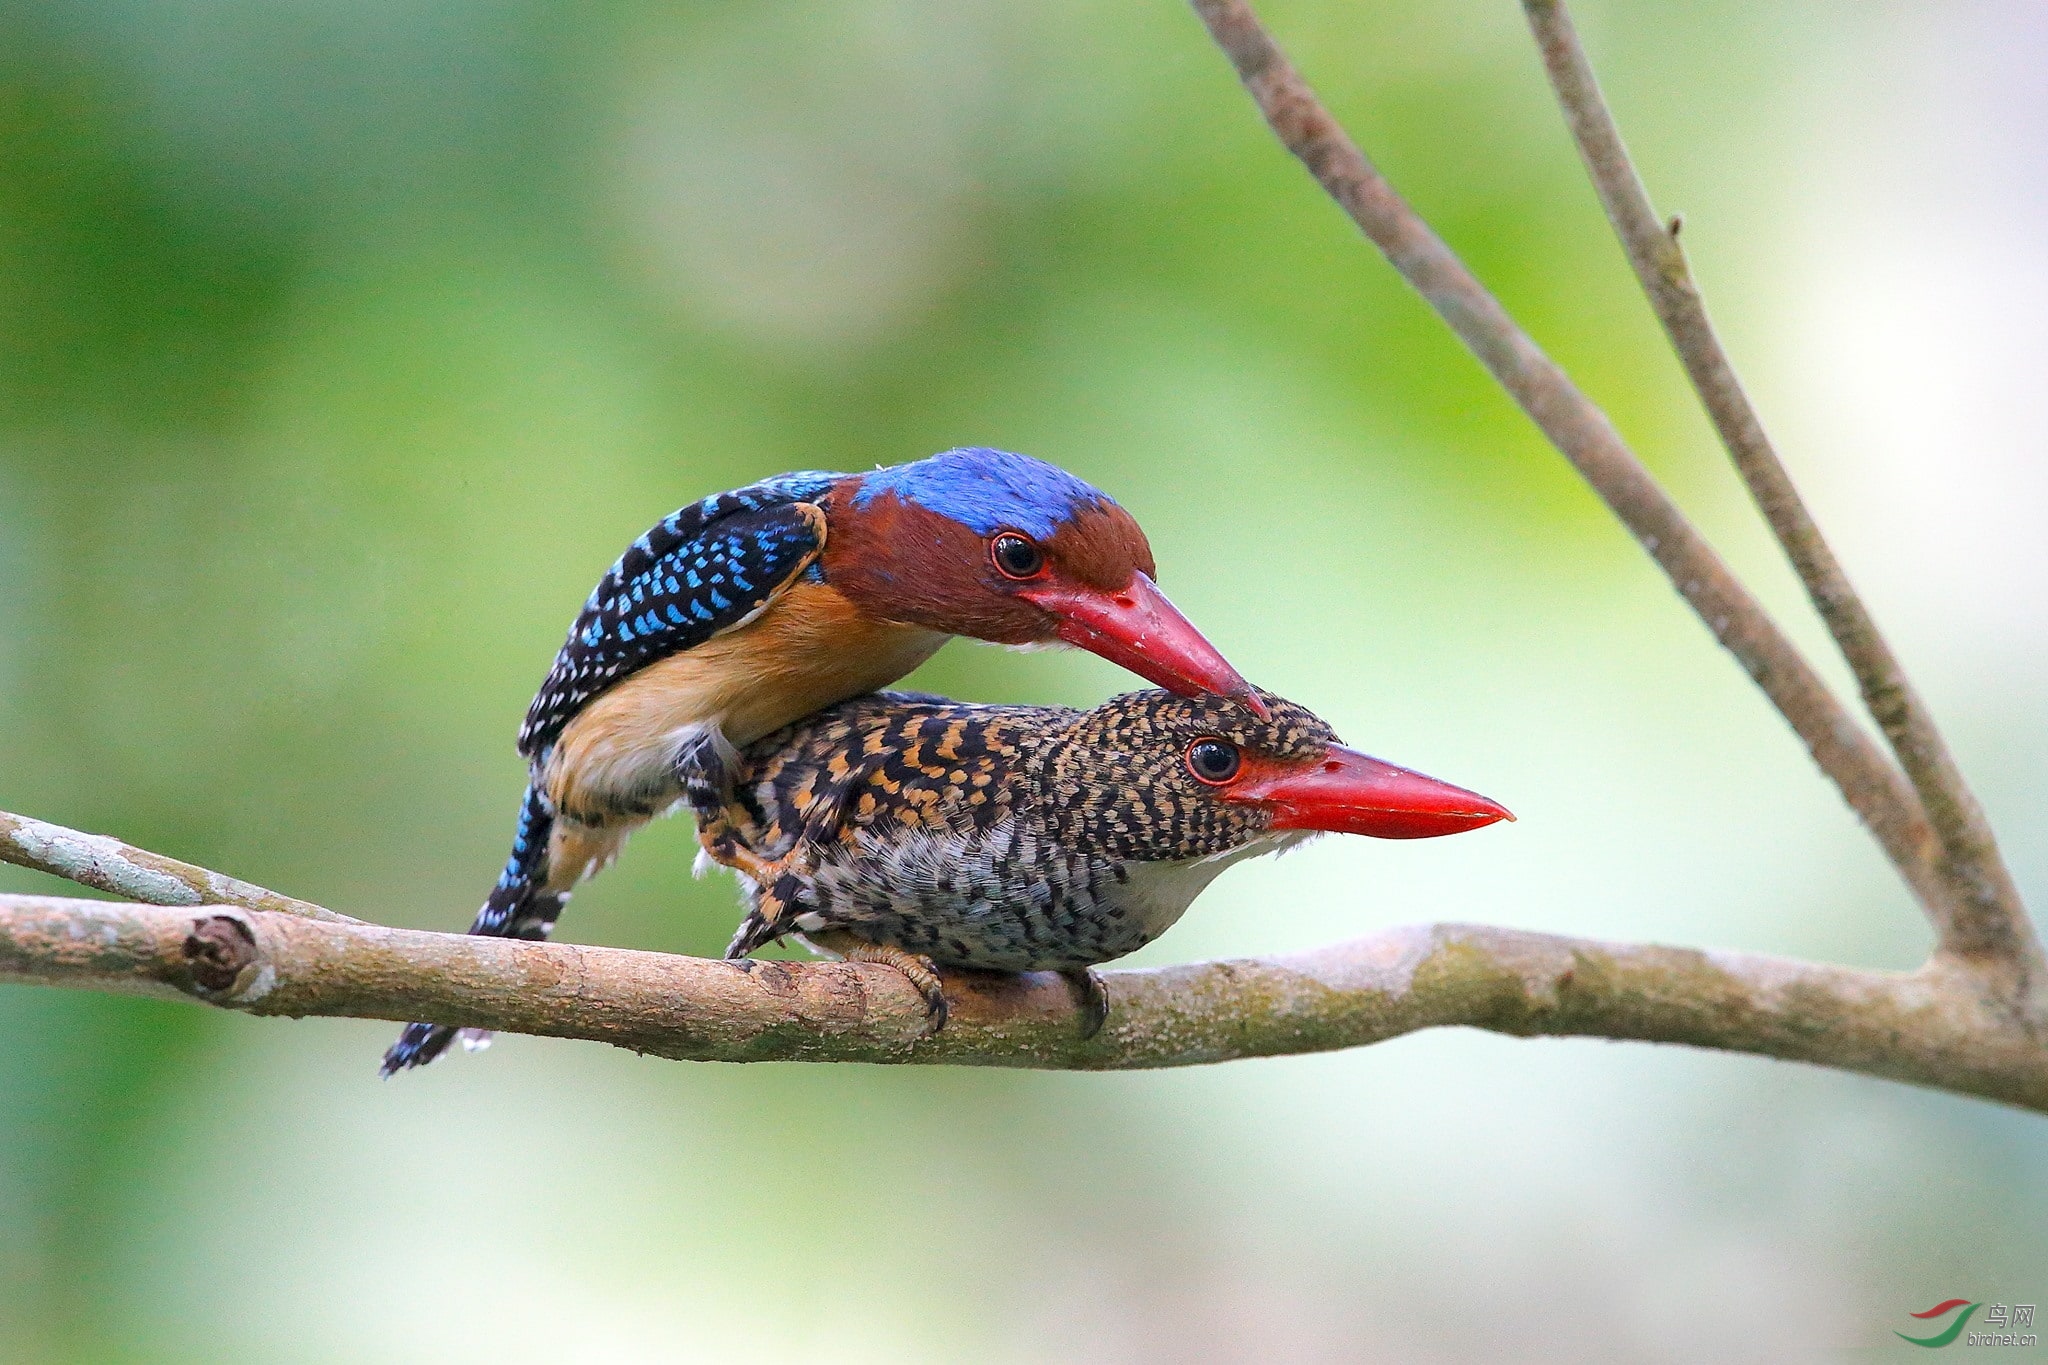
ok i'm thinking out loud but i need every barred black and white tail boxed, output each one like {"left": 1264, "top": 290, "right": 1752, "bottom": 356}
{"left": 380, "top": 784, "right": 567, "bottom": 1076}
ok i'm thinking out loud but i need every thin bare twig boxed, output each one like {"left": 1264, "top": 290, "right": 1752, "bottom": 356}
{"left": 1183, "top": 0, "right": 1952, "bottom": 919}
{"left": 2, "top": 892, "right": 2042, "bottom": 1110}
{"left": 0, "top": 807, "right": 357, "bottom": 925}
{"left": 1519, "top": 0, "right": 2039, "bottom": 987}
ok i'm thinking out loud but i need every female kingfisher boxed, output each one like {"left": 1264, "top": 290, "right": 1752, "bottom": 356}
{"left": 695, "top": 685, "right": 1512, "bottom": 1036}
{"left": 383, "top": 446, "right": 1255, "bottom": 1072}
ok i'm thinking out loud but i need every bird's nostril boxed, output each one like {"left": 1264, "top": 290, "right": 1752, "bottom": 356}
{"left": 1323, "top": 760, "right": 1343, "bottom": 774}
{"left": 1113, "top": 595, "right": 1135, "bottom": 609}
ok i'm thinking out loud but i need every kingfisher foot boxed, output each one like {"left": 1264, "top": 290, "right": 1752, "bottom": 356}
{"left": 809, "top": 931, "right": 948, "bottom": 1033}
{"left": 703, "top": 834, "right": 776, "bottom": 887}
{"left": 1060, "top": 968, "right": 1110, "bottom": 1040}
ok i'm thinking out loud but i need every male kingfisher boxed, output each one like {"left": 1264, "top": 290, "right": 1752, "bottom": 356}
{"left": 383, "top": 447, "right": 1256, "bottom": 1072}
{"left": 694, "top": 686, "right": 1512, "bottom": 1033}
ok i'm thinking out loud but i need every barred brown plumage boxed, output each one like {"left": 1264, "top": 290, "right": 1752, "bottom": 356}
{"left": 694, "top": 688, "right": 1511, "bottom": 1034}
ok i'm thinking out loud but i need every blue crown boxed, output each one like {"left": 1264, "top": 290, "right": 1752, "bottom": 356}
{"left": 854, "top": 447, "right": 1112, "bottom": 540}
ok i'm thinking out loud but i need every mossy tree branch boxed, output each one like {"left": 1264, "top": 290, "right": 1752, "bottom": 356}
{"left": 4, "top": 892, "right": 2045, "bottom": 1112}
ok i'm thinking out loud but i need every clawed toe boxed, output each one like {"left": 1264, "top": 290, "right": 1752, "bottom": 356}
{"left": 1061, "top": 968, "right": 1110, "bottom": 1040}
{"left": 889, "top": 952, "right": 948, "bottom": 1035}
{"left": 920, "top": 979, "right": 950, "bottom": 1033}
{"left": 812, "top": 932, "right": 949, "bottom": 1036}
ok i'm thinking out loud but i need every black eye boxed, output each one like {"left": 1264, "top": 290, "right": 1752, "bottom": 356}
{"left": 1186, "top": 738, "right": 1241, "bottom": 785}
{"left": 990, "top": 532, "right": 1046, "bottom": 580}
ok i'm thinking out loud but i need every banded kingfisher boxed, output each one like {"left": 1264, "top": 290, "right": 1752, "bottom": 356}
{"left": 383, "top": 447, "right": 1256, "bottom": 1073}
{"left": 693, "top": 687, "right": 1512, "bottom": 1033}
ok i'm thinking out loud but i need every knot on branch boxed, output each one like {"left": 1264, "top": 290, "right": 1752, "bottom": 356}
{"left": 183, "top": 914, "right": 258, "bottom": 995}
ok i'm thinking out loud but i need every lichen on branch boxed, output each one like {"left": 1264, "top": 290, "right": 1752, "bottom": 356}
{"left": 3, "top": 893, "right": 2043, "bottom": 1112}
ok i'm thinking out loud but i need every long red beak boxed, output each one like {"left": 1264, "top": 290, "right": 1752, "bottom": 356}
{"left": 1228, "top": 744, "right": 1514, "bottom": 840}
{"left": 1020, "top": 572, "right": 1267, "bottom": 718}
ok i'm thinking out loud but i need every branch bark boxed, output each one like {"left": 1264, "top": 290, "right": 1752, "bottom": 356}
{"left": 1518, "top": 0, "right": 2040, "bottom": 987}
{"left": 4, "top": 892, "right": 2043, "bottom": 1111}
{"left": 1182, "top": 0, "right": 1952, "bottom": 924}
{"left": 0, "top": 808, "right": 357, "bottom": 925}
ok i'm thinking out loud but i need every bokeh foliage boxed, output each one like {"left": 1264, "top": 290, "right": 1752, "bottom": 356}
{"left": 3, "top": 1, "right": 2045, "bottom": 1359}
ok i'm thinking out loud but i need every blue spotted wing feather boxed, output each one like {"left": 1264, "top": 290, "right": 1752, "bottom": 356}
{"left": 384, "top": 474, "right": 841, "bottom": 1076}
{"left": 380, "top": 782, "right": 562, "bottom": 1074}
{"left": 518, "top": 473, "right": 841, "bottom": 759}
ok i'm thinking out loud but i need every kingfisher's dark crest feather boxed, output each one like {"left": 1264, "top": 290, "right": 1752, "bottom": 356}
{"left": 518, "top": 471, "right": 843, "bottom": 758}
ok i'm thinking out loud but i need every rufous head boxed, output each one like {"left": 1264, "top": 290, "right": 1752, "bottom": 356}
{"left": 825, "top": 447, "right": 1261, "bottom": 711}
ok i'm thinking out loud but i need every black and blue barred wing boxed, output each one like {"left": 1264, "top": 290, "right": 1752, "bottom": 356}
{"left": 467, "top": 782, "right": 561, "bottom": 939}
{"left": 380, "top": 783, "right": 560, "bottom": 1075}
{"left": 385, "top": 472, "right": 845, "bottom": 1076}
{"left": 517, "top": 472, "right": 844, "bottom": 759}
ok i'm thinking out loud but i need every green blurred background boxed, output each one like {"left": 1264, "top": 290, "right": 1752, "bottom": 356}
{"left": 3, "top": 0, "right": 2046, "bottom": 1358}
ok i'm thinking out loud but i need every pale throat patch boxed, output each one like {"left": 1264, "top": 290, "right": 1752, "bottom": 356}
{"left": 1119, "top": 832, "right": 1309, "bottom": 939}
